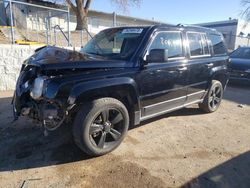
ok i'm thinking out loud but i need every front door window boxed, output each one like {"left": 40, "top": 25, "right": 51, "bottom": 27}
{"left": 148, "top": 31, "right": 184, "bottom": 59}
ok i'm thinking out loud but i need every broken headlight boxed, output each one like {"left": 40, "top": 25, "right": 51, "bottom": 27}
{"left": 30, "top": 76, "right": 46, "bottom": 100}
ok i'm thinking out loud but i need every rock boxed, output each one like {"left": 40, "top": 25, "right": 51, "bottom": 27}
{"left": 238, "top": 104, "right": 244, "bottom": 108}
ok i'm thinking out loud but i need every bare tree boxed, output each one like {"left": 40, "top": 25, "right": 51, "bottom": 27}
{"left": 65, "top": 0, "right": 141, "bottom": 30}
{"left": 241, "top": 0, "right": 250, "bottom": 22}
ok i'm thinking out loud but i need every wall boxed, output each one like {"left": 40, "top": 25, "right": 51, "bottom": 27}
{"left": 5, "top": 3, "right": 160, "bottom": 33}
{"left": 0, "top": 45, "right": 79, "bottom": 91}
{"left": 0, "top": 45, "right": 37, "bottom": 91}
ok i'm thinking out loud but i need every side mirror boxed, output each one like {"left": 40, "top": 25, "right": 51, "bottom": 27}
{"left": 146, "top": 49, "right": 168, "bottom": 63}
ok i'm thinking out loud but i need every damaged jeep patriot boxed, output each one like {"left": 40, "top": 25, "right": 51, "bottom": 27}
{"left": 13, "top": 25, "right": 229, "bottom": 156}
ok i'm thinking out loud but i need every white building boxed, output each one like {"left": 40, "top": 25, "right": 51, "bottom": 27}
{"left": 1, "top": 0, "right": 164, "bottom": 34}
{"left": 2, "top": 0, "right": 249, "bottom": 50}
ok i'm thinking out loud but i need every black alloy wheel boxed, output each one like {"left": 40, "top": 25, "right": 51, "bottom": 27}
{"left": 73, "top": 98, "right": 129, "bottom": 156}
{"left": 208, "top": 84, "right": 222, "bottom": 110}
{"left": 89, "top": 108, "right": 125, "bottom": 149}
{"left": 199, "top": 80, "right": 224, "bottom": 113}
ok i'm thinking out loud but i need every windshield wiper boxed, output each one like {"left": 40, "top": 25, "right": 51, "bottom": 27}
{"left": 86, "top": 52, "right": 103, "bottom": 56}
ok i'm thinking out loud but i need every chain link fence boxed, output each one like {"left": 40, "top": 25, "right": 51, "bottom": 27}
{"left": 4, "top": 0, "right": 247, "bottom": 50}
{"left": 0, "top": 0, "right": 85, "bottom": 47}
{"left": 0, "top": 0, "right": 162, "bottom": 47}
{"left": 0, "top": 0, "right": 137, "bottom": 47}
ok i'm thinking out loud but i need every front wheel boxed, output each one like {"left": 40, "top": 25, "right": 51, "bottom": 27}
{"left": 199, "top": 80, "right": 224, "bottom": 113}
{"left": 73, "top": 98, "right": 129, "bottom": 156}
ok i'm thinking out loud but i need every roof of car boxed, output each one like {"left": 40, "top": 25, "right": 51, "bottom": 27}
{"left": 102, "top": 24, "right": 222, "bottom": 35}
{"left": 100, "top": 24, "right": 221, "bottom": 35}
{"left": 152, "top": 24, "right": 221, "bottom": 35}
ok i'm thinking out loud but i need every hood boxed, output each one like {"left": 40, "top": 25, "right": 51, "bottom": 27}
{"left": 230, "top": 58, "right": 250, "bottom": 71}
{"left": 25, "top": 46, "right": 132, "bottom": 70}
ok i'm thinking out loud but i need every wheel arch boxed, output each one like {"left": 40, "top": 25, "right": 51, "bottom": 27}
{"left": 210, "top": 66, "right": 229, "bottom": 89}
{"left": 68, "top": 77, "right": 141, "bottom": 126}
{"left": 211, "top": 73, "right": 229, "bottom": 89}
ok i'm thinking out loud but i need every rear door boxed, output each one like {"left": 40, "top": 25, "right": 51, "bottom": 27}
{"left": 185, "top": 31, "right": 213, "bottom": 104}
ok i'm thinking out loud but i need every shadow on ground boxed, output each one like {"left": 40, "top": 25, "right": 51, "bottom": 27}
{"left": 0, "top": 96, "right": 205, "bottom": 172}
{"left": 181, "top": 151, "right": 250, "bottom": 188}
{"left": 0, "top": 97, "right": 90, "bottom": 172}
{"left": 0, "top": 84, "right": 249, "bottom": 174}
{"left": 224, "top": 83, "right": 250, "bottom": 105}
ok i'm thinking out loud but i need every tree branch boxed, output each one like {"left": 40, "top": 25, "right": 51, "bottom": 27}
{"left": 84, "top": 0, "right": 92, "bottom": 11}
{"left": 65, "top": 0, "right": 76, "bottom": 13}
{"left": 111, "top": 0, "right": 141, "bottom": 13}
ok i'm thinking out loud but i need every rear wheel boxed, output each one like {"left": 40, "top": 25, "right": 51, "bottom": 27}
{"left": 73, "top": 98, "right": 129, "bottom": 156}
{"left": 199, "top": 80, "right": 223, "bottom": 113}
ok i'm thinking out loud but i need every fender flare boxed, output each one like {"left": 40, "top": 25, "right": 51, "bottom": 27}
{"left": 209, "top": 65, "right": 229, "bottom": 88}
{"left": 68, "top": 77, "right": 141, "bottom": 111}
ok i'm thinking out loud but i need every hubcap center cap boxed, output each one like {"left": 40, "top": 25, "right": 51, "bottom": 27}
{"left": 104, "top": 122, "right": 111, "bottom": 132}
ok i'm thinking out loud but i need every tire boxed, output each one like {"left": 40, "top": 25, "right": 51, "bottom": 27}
{"left": 199, "top": 80, "right": 224, "bottom": 113}
{"left": 73, "top": 97, "right": 129, "bottom": 156}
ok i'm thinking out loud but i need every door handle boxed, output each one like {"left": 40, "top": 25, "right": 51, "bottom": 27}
{"left": 177, "top": 67, "right": 187, "bottom": 71}
{"left": 206, "top": 63, "right": 214, "bottom": 68}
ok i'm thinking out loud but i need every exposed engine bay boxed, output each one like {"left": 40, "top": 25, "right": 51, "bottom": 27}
{"left": 12, "top": 46, "right": 88, "bottom": 131}
{"left": 13, "top": 65, "right": 67, "bottom": 131}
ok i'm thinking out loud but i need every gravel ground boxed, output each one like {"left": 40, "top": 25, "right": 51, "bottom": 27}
{"left": 0, "top": 84, "right": 249, "bottom": 188}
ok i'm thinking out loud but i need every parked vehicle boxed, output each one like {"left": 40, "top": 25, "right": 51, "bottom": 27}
{"left": 229, "top": 47, "right": 250, "bottom": 84}
{"left": 13, "top": 25, "right": 230, "bottom": 156}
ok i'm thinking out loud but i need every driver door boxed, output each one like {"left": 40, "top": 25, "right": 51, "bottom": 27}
{"left": 137, "top": 30, "right": 189, "bottom": 120}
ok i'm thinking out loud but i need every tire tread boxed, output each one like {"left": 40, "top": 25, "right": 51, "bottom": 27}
{"left": 72, "top": 97, "right": 129, "bottom": 156}
{"left": 199, "top": 80, "right": 223, "bottom": 113}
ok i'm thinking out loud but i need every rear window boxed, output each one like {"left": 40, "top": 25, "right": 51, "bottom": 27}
{"left": 209, "top": 34, "right": 227, "bottom": 55}
{"left": 201, "top": 34, "right": 210, "bottom": 55}
{"left": 187, "top": 32, "right": 210, "bottom": 57}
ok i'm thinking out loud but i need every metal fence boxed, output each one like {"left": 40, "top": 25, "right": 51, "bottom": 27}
{"left": 0, "top": 0, "right": 161, "bottom": 47}
{"left": 2, "top": 0, "right": 250, "bottom": 50}
{"left": 233, "top": 35, "right": 250, "bottom": 49}
{"left": 0, "top": 0, "right": 73, "bottom": 46}
{"left": 0, "top": 0, "right": 95, "bottom": 47}
{"left": 0, "top": 1, "right": 126, "bottom": 47}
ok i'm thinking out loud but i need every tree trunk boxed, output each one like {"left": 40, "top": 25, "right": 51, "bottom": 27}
{"left": 75, "top": 7, "right": 88, "bottom": 30}
{"left": 65, "top": 0, "right": 92, "bottom": 30}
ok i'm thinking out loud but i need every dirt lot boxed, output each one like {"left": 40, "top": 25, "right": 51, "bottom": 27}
{"left": 0, "top": 84, "right": 250, "bottom": 188}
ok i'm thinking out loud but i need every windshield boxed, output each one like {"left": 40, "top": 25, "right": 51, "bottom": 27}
{"left": 230, "top": 48, "right": 250, "bottom": 59}
{"left": 81, "top": 27, "right": 147, "bottom": 60}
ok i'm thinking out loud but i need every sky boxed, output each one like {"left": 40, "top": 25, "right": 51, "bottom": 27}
{"left": 90, "top": 0, "right": 243, "bottom": 24}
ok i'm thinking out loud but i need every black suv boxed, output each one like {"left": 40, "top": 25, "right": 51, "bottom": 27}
{"left": 13, "top": 25, "right": 229, "bottom": 156}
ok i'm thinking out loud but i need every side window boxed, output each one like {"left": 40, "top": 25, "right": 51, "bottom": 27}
{"left": 209, "top": 34, "right": 227, "bottom": 55}
{"left": 148, "top": 32, "right": 184, "bottom": 59}
{"left": 187, "top": 32, "right": 210, "bottom": 57}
